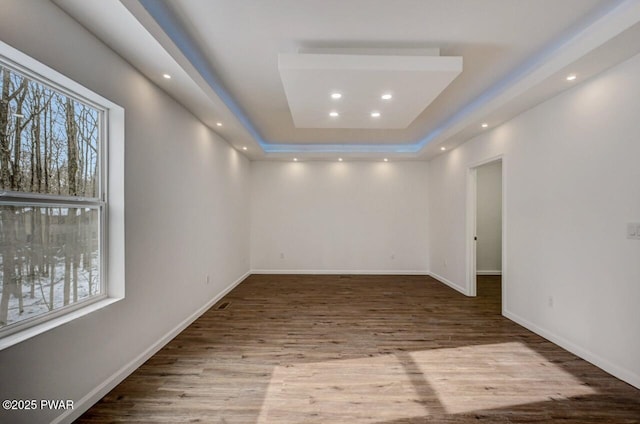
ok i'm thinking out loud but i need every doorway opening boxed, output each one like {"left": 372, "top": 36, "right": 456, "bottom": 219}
{"left": 467, "top": 157, "right": 504, "bottom": 314}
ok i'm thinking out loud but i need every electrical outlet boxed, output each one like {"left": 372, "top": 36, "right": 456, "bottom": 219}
{"left": 627, "top": 223, "right": 637, "bottom": 239}
{"left": 280, "top": 252, "right": 285, "bottom": 259}
{"left": 443, "top": 260, "right": 448, "bottom": 269}
{"left": 548, "top": 296, "right": 554, "bottom": 308}
{"left": 391, "top": 254, "right": 395, "bottom": 260}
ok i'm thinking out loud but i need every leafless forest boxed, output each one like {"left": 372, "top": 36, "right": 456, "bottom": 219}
{"left": 0, "top": 64, "right": 100, "bottom": 328}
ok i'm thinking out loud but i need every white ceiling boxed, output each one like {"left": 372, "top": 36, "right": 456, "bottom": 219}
{"left": 279, "top": 51, "right": 462, "bottom": 129}
{"left": 54, "top": 0, "right": 640, "bottom": 160}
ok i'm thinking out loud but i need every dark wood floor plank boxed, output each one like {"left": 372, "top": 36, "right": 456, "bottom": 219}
{"left": 76, "top": 275, "right": 640, "bottom": 423}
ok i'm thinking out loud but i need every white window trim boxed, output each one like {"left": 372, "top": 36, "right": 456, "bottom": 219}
{"left": 0, "top": 40, "right": 125, "bottom": 351}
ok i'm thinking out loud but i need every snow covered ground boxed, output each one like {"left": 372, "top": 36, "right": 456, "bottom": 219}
{"left": 0, "top": 259, "right": 100, "bottom": 327}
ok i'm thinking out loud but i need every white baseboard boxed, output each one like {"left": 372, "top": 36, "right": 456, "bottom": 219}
{"left": 476, "top": 270, "right": 502, "bottom": 275}
{"left": 251, "top": 269, "right": 429, "bottom": 275}
{"left": 53, "top": 270, "right": 251, "bottom": 424}
{"left": 428, "top": 272, "right": 469, "bottom": 296}
{"left": 503, "top": 309, "right": 640, "bottom": 390}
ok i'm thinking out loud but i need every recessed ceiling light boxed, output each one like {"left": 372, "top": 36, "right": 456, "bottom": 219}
{"left": 383, "top": 158, "right": 389, "bottom": 162}
{"left": 481, "top": 123, "right": 488, "bottom": 128}
{"left": 329, "top": 111, "right": 339, "bottom": 117}
{"left": 566, "top": 74, "right": 577, "bottom": 81}
{"left": 163, "top": 73, "right": 171, "bottom": 79}
{"left": 371, "top": 112, "right": 381, "bottom": 118}
{"left": 216, "top": 122, "right": 223, "bottom": 127}
{"left": 293, "top": 158, "right": 298, "bottom": 162}
{"left": 338, "top": 157, "right": 343, "bottom": 162}
{"left": 440, "top": 147, "right": 446, "bottom": 151}
{"left": 331, "top": 92, "right": 342, "bottom": 99}
{"left": 242, "top": 146, "right": 248, "bottom": 151}
{"left": 381, "top": 93, "right": 392, "bottom": 100}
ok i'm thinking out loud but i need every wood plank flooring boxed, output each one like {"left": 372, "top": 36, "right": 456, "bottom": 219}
{"left": 76, "top": 275, "right": 640, "bottom": 423}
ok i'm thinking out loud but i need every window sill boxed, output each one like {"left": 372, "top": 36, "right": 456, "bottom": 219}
{"left": 0, "top": 296, "right": 123, "bottom": 351}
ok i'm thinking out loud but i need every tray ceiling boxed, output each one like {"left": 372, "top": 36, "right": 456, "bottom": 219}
{"left": 54, "top": 0, "right": 640, "bottom": 160}
{"left": 279, "top": 51, "right": 463, "bottom": 129}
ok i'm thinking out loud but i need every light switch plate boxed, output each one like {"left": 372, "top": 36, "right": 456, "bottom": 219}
{"left": 628, "top": 223, "right": 637, "bottom": 238}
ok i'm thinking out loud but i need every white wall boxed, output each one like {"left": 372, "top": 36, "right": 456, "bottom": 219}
{"left": 251, "top": 161, "right": 429, "bottom": 273}
{"left": 0, "top": 2, "right": 251, "bottom": 423}
{"left": 428, "top": 52, "right": 640, "bottom": 388}
{"left": 476, "top": 161, "right": 502, "bottom": 273}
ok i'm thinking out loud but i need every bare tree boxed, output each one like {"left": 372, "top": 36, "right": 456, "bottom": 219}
{"left": 1, "top": 66, "right": 100, "bottom": 326}
{"left": 0, "top": 68, "right": 28, "bottom": 325}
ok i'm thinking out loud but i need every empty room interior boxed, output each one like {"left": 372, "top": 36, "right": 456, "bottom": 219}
{"left": 1, "top": 1, "right": 640, "bottom": 423}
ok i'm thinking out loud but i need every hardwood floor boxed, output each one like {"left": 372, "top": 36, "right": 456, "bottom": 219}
{"left": 76, "top": 275, "right": 640, "bottom": 423}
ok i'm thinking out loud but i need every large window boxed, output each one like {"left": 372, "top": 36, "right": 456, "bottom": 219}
{"left": 0, "top": 42, "right": 124, "bottom": 347}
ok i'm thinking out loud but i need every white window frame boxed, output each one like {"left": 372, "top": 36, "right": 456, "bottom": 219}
{"left": 0, "top": 41, "right": 124, "bottom": 350}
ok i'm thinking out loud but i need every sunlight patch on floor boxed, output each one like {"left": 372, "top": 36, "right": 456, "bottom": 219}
{"left": 409, "top": 341, "right": 596, "bottom": 414}
{"left": 257, "top": 354, "right": 429, "bottom": 423}
{"left": 257, "top": 342, "right": 595, "bottom": 422}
